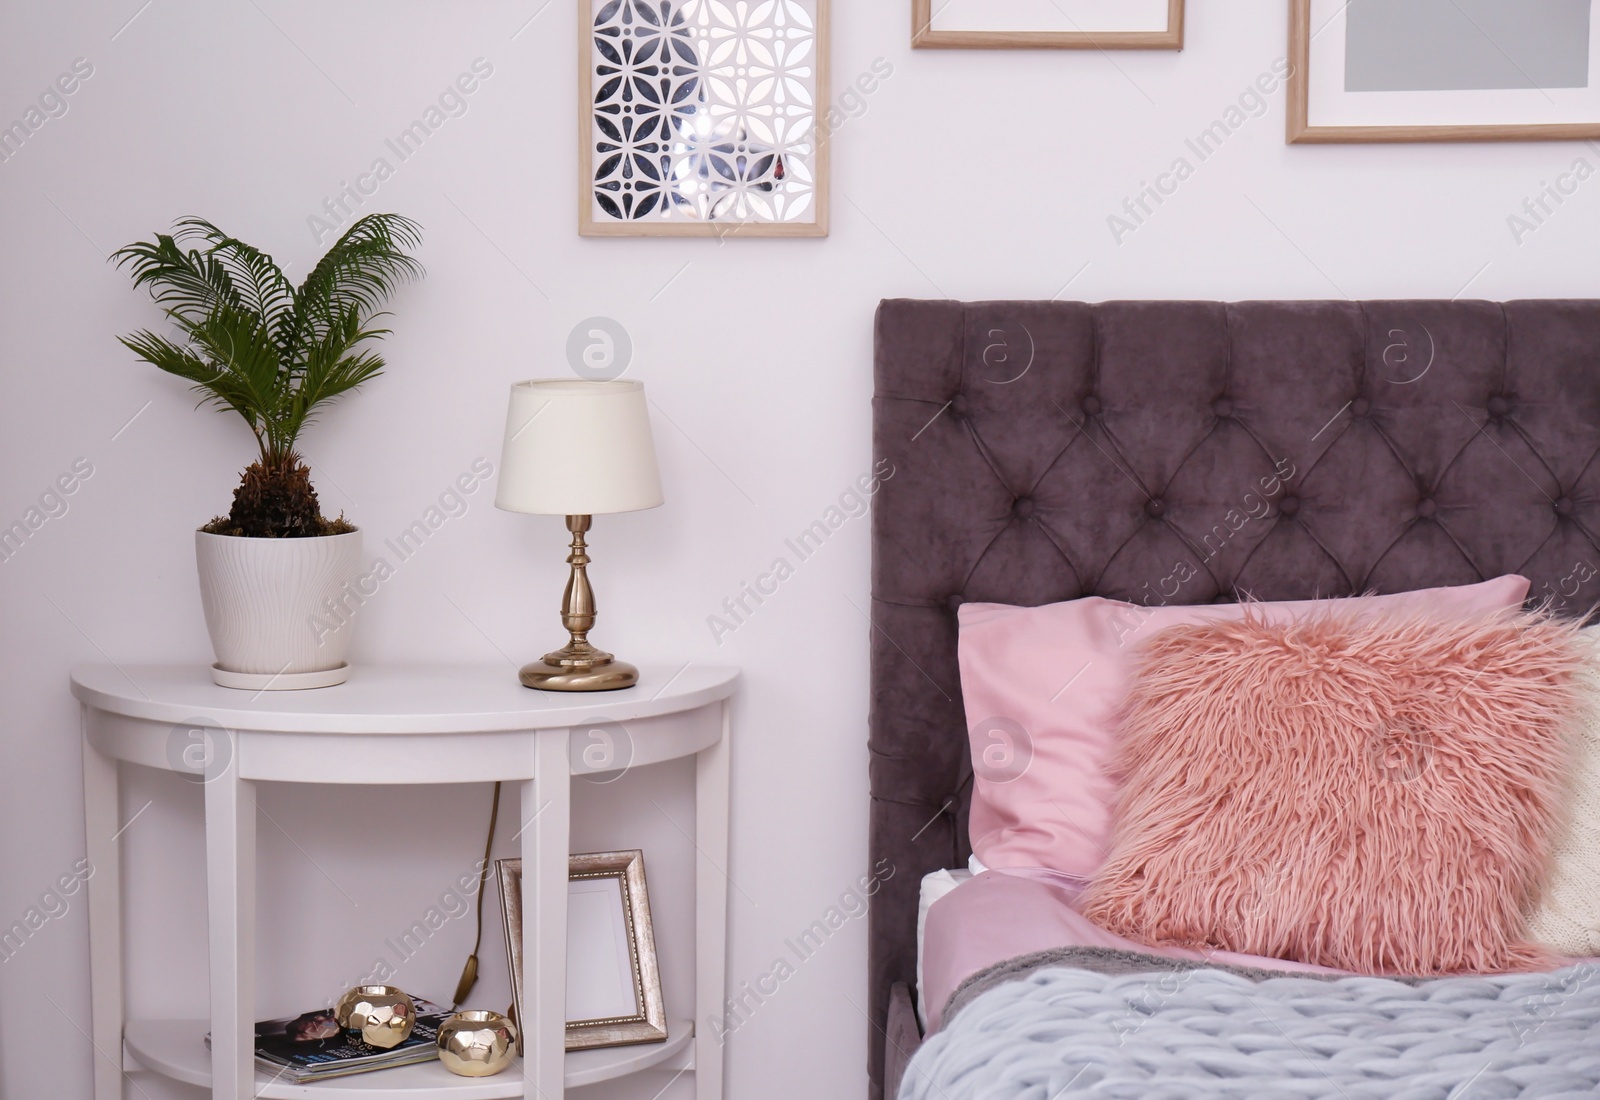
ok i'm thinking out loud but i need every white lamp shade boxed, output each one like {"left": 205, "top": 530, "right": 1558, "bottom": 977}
{"left": 495, "top": 380, "right": 664, "bottom": 516}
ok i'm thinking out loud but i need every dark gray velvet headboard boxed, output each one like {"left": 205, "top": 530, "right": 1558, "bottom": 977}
{"left": 866, "top": 298, "right": 1600, "bottom": 1095}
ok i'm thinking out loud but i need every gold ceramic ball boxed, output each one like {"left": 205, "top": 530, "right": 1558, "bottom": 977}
{"left": 335, "top": 985, "right": 416, "bottom": 1050}
{"left": 437, "top": 1010, "right": 518, "bottom": 1077}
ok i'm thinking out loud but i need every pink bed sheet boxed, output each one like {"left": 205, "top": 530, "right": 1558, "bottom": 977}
{"left": 920, "top": 867, "right": 1346, "bottom": 1032}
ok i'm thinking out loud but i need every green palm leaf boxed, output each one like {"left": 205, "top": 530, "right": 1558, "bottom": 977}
{"left": 290, "top": 214, "right": 423, "bottom": 349}
{"left": 117, "top": 330, "right": 255, "bottom": 419}
{"left": 112, "top": 233, "right": 245, "bottom": 325}
{"left": 171, "top": 217, "right": 295, "bottom": 343}
{"left": 285, "top": 307, "right": 389, "bottom": 442}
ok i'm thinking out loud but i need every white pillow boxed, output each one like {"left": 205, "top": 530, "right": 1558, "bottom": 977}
{"left": 916, "top": 868, "right": 972, "bottom": 1029}
{"left": 1530, "top": 629, "right": 1600, "bottom": 956}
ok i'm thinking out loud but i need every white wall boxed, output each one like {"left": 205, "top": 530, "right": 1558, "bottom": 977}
{"left": 1, "top": 3, "right": 1596, "bottom": 1098}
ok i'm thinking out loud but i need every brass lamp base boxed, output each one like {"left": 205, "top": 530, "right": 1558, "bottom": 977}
{"left": 521, "top": 514, "right": 639, "bottom": 693}
{"left": 518, "top": 658, "right": 639, "bottom": 692}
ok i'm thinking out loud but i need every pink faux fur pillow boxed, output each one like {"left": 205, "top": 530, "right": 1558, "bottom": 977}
{"left": 1080, "top": 608, "right": 1586, "bottom": 976}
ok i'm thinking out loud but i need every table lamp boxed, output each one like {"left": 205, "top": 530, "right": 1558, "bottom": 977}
{"left": 495, "top": 379, "right": 663, "bottom": 691}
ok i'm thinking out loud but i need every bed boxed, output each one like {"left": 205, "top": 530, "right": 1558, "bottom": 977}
{"left": 866, "top": 298, "right": 1600, "bottom": 1098}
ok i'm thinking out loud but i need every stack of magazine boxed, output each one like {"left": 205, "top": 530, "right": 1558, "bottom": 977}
{"left": 207, "top": 998, "right": 453, "bottom": 1083}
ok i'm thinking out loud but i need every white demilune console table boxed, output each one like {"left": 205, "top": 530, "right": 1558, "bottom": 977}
{"left": 71, "top": 663, "right": 738, "bottom": 1100}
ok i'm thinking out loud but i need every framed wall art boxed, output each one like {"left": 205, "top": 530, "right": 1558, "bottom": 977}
{"left": 1289, "top": 0, "right": 1600, "bottom": 143}
{"left": 912, "top": 0, "right": 1183, "bottom": 50}
{"left": 497, "top": 851, "right": 668, "bottom": 1052}
{"left": 579, "top": 0, "right": 829, "bottom": 236}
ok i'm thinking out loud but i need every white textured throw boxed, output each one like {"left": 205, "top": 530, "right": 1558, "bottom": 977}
{"left": 900, "top": 964, "right": 1600, "bottom": 1099}
{"left": 1529, "top": 628, "right": 1600, "bottom": 955}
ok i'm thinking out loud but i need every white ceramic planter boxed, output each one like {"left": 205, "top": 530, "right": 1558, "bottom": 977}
{"left": 195, "top": 529, "right": 363, "bottom": 689}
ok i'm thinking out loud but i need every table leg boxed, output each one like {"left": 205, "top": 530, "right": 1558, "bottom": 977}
{"left": 205, "top": 763, "right": 256, "bottom": 1100}
{"left": 694, "top": 702, "right": 731, "bottom": 1100}
{"left": 523, "top": 728, "right": 571, "bottom": 1099}
{"left": 82, "top": 716, "right": 124, "bottom": 1100}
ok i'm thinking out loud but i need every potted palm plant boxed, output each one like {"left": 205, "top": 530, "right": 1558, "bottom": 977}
{"left": 113, "top": 214, "right": 423, "bottom": 689}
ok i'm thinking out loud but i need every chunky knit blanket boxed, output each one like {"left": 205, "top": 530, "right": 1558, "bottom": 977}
{"left": 901, "top": 954, "right": 1600, "bottom": 1099}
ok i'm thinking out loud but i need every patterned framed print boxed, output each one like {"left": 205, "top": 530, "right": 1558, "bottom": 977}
{"left": 579, "top": 0, "right": 830, "bottom": 236}
{"left": 1289, "top": 0, "right": 1600, "bottom": 143}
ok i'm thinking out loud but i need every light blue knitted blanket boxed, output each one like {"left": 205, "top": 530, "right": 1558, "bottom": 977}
{"left": 902, "top": 960, "right": 1600, "bottom": 1099}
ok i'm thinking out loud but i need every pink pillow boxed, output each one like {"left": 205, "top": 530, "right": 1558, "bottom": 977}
{"left": 958, "top": 577, "right": 1530, "bottom": 879}
{"left": 1079, "top": 608, "right": 1583, "bottom": 975}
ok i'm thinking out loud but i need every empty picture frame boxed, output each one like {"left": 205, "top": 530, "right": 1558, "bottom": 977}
{"left": 579, "top": 0, "right": 830, "bottom": 236}
{"left": 912, "top": 0, "right": 1184, "bottom": 50}
{"left": 1289, "top": 0, "right": 1600, "bottom": 142}
{"left": 497, "top": 851, "right": 668, "bottom": 1051}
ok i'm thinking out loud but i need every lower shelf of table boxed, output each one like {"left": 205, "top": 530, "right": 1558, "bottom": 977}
{"left": 125, "top": 1018, "right": 696, "bottom": 1096}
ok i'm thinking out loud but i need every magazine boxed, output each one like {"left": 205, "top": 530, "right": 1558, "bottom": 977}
{"left": 206, "top": 998, "right": 452, "bottom": 1082}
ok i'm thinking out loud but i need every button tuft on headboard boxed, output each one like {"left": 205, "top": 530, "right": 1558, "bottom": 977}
{"left": 1145, "top": 498, "right": 1167, "bottom": 519}
{"left": 1351, "top": 397, "right": 1371, "bottom": 417}
{"left": 1081, "top": 395, "right": 1102, "bottom": 416}
{"left": 1278, "top": 496, "right": 1300, "bottom": 517}
{"left": 946, "top": 594, "right": 964, "bottom": 613}
{"left": 1213, "top": 397, "right": 1234, "bottom": 418}
{"left": 1556, "top": 496, "right": 1576, "bottom": 517}
{"left": 1013, "top": 498, "right": 1035, "bottom": 520}
{"left": 1416, "top": 498, "right": 1437, "bottom": 519}
{"left": 1486, "top": 395, "right": 1512, "bottom": 417}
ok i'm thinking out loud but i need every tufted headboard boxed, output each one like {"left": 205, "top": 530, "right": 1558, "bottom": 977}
{"left": 866, "top": 297, "right": 1600, "bottom": 1095}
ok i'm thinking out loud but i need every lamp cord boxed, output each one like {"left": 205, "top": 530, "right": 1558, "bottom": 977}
{"left": 451, "top": 780, "right": 501, "bottom": 1010}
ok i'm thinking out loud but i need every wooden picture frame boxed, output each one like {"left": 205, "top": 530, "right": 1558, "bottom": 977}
{"left": 1288, "top": 0, "right": 1600, "bottom": 144}
{"left": 578, "top": 0, "right": 830, "bottom": 237}
{"left": 497, "top": 851, "right": 668, "bottom": 1052}
{"left": 912, "top": 0, "right": 1183, "bottom": 50}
